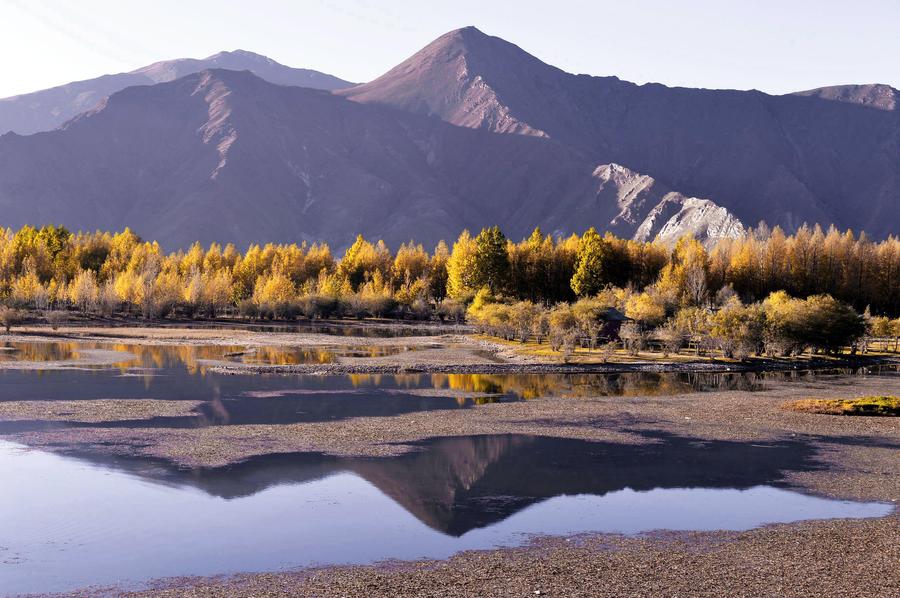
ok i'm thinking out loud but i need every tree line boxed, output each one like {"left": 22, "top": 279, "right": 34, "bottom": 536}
{"left": 0, "top": 223, "right": 898, "bottom": 335}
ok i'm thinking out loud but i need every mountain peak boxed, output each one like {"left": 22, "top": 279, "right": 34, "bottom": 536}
{"left": 339, "top": 26, "right": 560, "bottom": 137}
{"left": 434, "top": 25, "right": 490, "bottom": 45}
{"left": 206, "top": 49, "right": 275, "bottom": 64}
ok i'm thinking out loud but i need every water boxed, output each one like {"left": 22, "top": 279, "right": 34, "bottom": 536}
{"left": 0, "top": 341, "right": 896, "bottom": 594}
{"left": 0, "top": 435, "right": 892, "bottom": 595}
{"left": 0, "top": 341, "right": 895, "bottom": 433}
{"left": 0, "top": 340, "right": 430, "bottom": 366}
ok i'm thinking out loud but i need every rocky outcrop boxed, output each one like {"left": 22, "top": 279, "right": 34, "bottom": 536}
{"left": 792, "top": 83, "right": 898, "bottom": 111}
{"left": 596, "top": 163, "right": 744, "bottom": 245}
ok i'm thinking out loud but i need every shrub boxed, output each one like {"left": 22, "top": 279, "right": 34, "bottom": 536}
{"left": 45, "top": 310, "right": 67, "bottom": 331}
{"left": 364, "top": 295, "right": 397, "bottom": 318}
{"left": 624, "top": 291, "right": 667, "bottom": 328}
{"left": 548, "top": 304, "right": 577, "bottom": 351}
{"left": 764, "top": 292, "right": 865, "bottom": 355}
{"left": 532, "top": 310, "right": 550, "bottom": 344}
{"left": 237, "top": 299, "right": 258, "bottom": 319}
{"left": 300, "top": 295, "right": 339, "bottom": 320}
{"left": 656, "top": 319, "right": 687, "bottom": 357}
{"left": 0, "top": 306, "right": 23, "bottom": 333}
{"left": 436, "top": 299, "right": 466, "bottom": 324}
{"left": 710, "top": 298, "right": 765, "bottom": 359}
{"left": 619, "top": 321, "right": 645, "bottom": 356}
{"left": 572, "top": 297, "right": 606, "bottom": 349}
{"left": 510, "top": 301, "right": 541, "bottom": 343}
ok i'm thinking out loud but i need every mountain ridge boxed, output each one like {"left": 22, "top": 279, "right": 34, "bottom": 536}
{"left": 0, "top": 50, "right": 354, "bottom": 136}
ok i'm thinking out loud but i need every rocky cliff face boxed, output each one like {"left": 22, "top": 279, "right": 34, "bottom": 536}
{"left": 792, "top": 83, "right": 898, "bottom": 111}
{"left": 596, "top": 163, "right": 744, "bottom": 246}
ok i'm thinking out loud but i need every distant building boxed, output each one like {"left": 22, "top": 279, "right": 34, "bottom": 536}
{"left": 599, "top": 307, "right": 631, "bottom": 341}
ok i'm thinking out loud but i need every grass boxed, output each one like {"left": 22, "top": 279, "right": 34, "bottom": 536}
{"left": 784, "top": 396, "right": 900, "bottom": 417}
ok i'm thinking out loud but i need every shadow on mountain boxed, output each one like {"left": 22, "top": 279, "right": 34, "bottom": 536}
{"left": 55, "top": 430, "right": 822, "bottom": 536}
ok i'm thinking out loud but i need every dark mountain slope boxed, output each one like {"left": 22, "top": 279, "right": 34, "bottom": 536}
{"left": 0, "top": 50, "right": 353, "bottom": 135}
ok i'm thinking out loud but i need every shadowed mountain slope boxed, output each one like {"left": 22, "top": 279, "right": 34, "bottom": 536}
{"left": 0, "top": 50, "right": 353, "bottom": 135}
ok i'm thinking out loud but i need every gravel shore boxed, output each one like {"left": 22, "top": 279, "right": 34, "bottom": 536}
{"left": 0, "top": 399, "right": 202, "bottom": 422}
{"left": 120, "top": 516, "right": 899, "bottom": 598}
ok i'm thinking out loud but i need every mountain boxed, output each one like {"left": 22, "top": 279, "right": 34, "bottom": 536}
{"left": 1, "top": 27, "right": 896, "bottom": 247}
{"left": 0, "top": 69, "right": 739, "bottom": 250}
{"left": 343, "top": 27, "right": 900, "bottom": 239}
{"left": 0, "top": 50, "right": 354, "bottom": 135}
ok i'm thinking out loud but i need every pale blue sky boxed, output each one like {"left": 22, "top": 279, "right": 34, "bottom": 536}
{"left": 1, "top": 0, "right": 898, "bottom": 98}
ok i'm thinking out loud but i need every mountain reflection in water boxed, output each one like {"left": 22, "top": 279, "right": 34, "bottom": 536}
{"left": 54, "top": 431, "right": 828, "bottom": 536}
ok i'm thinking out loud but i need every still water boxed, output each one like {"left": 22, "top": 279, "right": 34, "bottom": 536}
{"left": 0, "top": 340, "right": 896, "bottom": 595}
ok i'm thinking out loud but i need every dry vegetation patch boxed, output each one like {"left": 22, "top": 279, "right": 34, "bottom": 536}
{"left": 785, "top": 396, "right": 900, "bottom": 416}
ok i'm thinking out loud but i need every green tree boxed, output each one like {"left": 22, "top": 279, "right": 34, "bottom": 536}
{"left": 472, "top": 226, "right": 509, "bottom": 293}
{"left": 571, "top": 227, "right": 608, "bottom": 297}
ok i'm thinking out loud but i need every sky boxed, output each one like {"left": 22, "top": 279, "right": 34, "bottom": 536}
{"left": 1, "top": 0, "right": 898, "bottom": 98}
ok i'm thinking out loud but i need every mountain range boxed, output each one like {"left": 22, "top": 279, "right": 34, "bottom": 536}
{"left": 0, "top": 27, "right": 897, "bottom": 249}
